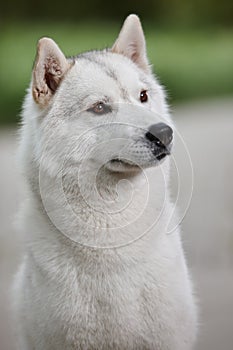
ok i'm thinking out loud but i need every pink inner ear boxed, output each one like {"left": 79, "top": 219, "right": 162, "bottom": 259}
{"left": 111, "top": 16, "right": 150, "bottom": 73}
{"left": 44, "top": 57, "right": 63, "bottom": 93}
{"left": 45, "top": 57, "right": 63, "bottom": 75}
{"left": 32, "top": 37, "right": 72, "bottom": 106}
{"left": 131, "top": 49, "right": 140, "bottom": 63}
{"left": 45, "top": 72, "right": 58, "bottom": 93}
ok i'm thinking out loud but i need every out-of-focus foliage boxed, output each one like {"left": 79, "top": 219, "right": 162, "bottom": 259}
{"left": 0, "top": 0, "right": 233, "bottom": 124}
{"left": 1, "top": 0, "right": 233, "bottom": 26}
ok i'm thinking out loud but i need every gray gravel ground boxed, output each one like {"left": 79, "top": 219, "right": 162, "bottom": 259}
{"left": 0, "top": 98, "right": 233, "bottom": 350}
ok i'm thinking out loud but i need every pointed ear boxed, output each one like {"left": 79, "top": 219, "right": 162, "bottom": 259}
{"left": 32, "top": 37, "right": 71, "bottom": 107}
{"left": 112, "top": 14, "right": 150, "bottom": 73}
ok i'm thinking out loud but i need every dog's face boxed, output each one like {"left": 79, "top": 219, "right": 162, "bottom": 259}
{"left": 28, "top": 15, "right": 173, "bottom": 180}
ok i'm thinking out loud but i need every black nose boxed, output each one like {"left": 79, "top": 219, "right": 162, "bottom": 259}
{"left": 145, "top": 122, "right": 173, "bottom": 148}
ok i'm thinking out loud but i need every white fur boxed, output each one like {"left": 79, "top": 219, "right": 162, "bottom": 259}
{"left": 13, "top": 14, "right": 197, "bottom": 350}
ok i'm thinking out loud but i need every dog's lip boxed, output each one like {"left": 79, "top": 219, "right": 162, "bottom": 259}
{"left": 110, "top": 158, "right": 138, "bottom": 167}
{"left": 156, "top": 150, "right": 170, "bottom": 161}
{"left": 152, "top": 143, "right": 172, "bottom": 161}
{"left": 110, "top": 145, "right": 171, "bottom": 167}
{"left": 156, "top": 153, "right": 168, "bottom": 161}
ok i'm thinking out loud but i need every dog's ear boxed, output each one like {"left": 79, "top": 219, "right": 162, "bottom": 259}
{"left": 112, "top": 14, "right": 150, "bottom": 72}
{"left": 32, "top": 38, "right": 71, "bottom": 107}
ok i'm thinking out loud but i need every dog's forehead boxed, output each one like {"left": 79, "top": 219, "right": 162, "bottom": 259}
{"left": 72, "top": 51, "right": 151, "bottom": 93}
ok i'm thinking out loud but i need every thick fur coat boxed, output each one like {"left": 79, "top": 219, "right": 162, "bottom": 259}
{"left": 13, "top": 14, "right": 197, "bottom": 350}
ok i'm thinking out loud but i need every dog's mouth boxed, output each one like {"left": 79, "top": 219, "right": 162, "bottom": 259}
{"left": 151, "top": 141, "right": 172, "bottom": 162}
{"left": 110, "top": 150, "right": 170, "bottom": 168}
{"left": 110, "top": 158, "right": 138, "bottom": 167}
{"left": 108, "top": 158, "right": 140, "bottom": 172}
{"left": 106, "top": 145, "right": 171, "bottom": 172}
{"left": 155, "top": 150, "right": 170, "bottom": 161}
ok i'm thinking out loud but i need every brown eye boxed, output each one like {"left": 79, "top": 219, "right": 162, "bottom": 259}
{"left": 93, "top": 102, "right": 105, "bottom": 114}
{"left": 140, "top": 90, "right": 148, "bottom": 103}
{"left": 88, "top": 102, "right": 111, "bottom": 115}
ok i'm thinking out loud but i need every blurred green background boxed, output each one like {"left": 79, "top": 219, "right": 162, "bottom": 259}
{"left": 0, "top": 0, "right": 233, "bottom": 124}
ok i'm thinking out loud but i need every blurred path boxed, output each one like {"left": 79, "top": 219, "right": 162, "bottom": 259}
{"left": 0, "top": 129, "right": 21, "bottom": 350}
{"left": 0, "top": 98, "right": 233, "bottom": 350}
{"left": 174, "top": 98, "right": 233, "bottom": 350}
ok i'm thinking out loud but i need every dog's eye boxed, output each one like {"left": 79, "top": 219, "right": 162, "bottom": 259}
{"left": 140, "top": 90, "right": 148, "bottom": 103}
{"left": 88, "top": 102, "right": 111, "bottom": 115}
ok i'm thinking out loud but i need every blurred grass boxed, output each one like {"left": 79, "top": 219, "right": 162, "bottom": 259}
{"left": 0, "top": 21, "right": 233, "bottom": 124}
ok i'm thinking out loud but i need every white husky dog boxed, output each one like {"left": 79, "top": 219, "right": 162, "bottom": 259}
{"left": 14, "top": 14, "right": 197, "bottom": 350}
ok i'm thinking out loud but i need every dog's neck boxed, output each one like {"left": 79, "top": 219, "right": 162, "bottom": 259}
{"left": 34, "top": 160, "right": 167, "bottom": 248}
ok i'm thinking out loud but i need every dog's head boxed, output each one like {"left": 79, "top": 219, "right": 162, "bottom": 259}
{"left": 21, "top": 14, "right": 173, "bottom": 183}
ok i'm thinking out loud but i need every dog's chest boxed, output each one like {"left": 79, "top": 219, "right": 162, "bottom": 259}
{"left": 34, "top": 255, "right": 165, "bottom": 349}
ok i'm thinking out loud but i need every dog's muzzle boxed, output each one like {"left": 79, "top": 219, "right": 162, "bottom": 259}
{"left": 145, "top": 122, "right": 173, "bottom": 160}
